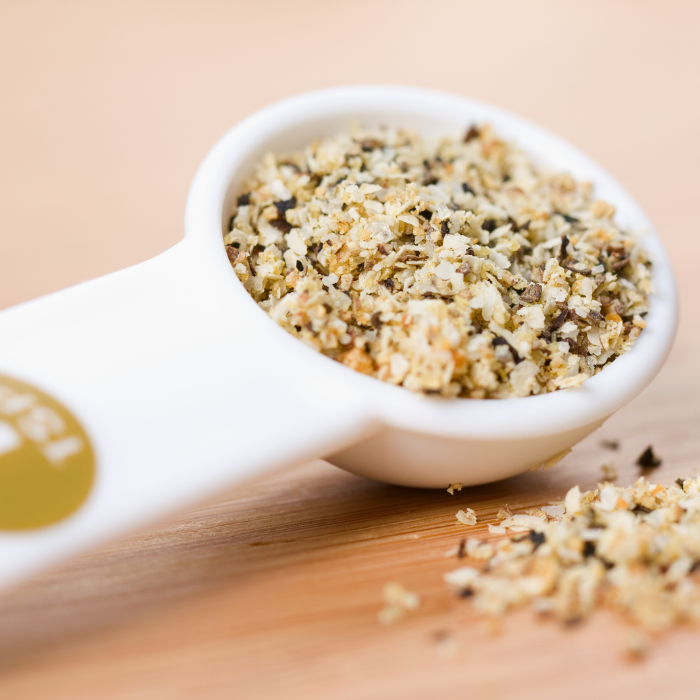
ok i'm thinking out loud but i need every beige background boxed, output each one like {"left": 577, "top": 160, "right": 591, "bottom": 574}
{"left": 0, "top": 1, "right": 699, "bottom": 698}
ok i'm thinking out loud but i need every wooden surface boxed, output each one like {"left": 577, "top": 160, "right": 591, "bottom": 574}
{"left": 1, "top": 2, "right": 699, "bottom": 698}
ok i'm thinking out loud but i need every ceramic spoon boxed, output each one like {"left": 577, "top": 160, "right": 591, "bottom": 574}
{"left": 0, "top": 85, "right": 678, "bottom": 590}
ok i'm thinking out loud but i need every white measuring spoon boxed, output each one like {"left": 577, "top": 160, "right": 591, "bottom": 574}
{"left": 0, "top": 86, "right": 678, "bottom": 590}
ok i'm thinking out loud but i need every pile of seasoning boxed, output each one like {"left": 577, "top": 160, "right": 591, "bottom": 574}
{"left": 225, "top": 124, "right": 652, "bottom": 397}
{"left": 444, "top": 475, "right": 700, "bottom": 635}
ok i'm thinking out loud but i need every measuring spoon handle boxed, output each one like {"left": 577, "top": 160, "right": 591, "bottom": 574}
{"left": 0, "top": 238, "right": 372, "bottom": 589}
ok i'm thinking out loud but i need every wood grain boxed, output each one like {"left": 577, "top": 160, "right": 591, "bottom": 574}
{"left": 1, "top": 1, "right": 699, "bottom": 698}
{"left": 0, "top": 360, "right": 697, "bottom": 699}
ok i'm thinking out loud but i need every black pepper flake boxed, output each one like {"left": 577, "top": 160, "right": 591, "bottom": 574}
{"left": 676, "top": 478, "right": 685, "bottom": 489}
{"left": 380, "top": 278, "right": 395, "bottom": 290}
{"left": 401, "top": 253, "right": 426, "bottom": 262}
{"left": 557, "top": 212, "right": 578, "bottom": 224}
{"left": 419, "top": 209, "right": 433, "bottom": 220}
{"left": 360, "top": 138, "right": 383, "bottom": 151}
{"left": 228, "top": 215, "right": 235, "bottom": 232}
{"left": 482, "top": 219, "right": 497, "bottom": 233}
{"left": 225, "top": 246, "right": 240, "bottom": 263}
{"left": 459, "top": 588, "right": 474, "bottom": 598}
{"left": 274, "top": 197, "right": 297, "bottom": 216}
{"left": 558, "top": 235, "right": 570, "bottom": 263}
{"left": 550, "top": 308, "right": 569, "bottom": 331}
{"left": 294, "top": 325, "right": 302, "bottom": 332}
{"left": 633, "top": 504, "right": 652, "bottom": 514}
{"left": 503, "top": 174, "right": 511, "bottom": 182}
{"left": 457, "top": 538, "right": 466, "bottom": 558}
{"left": 236, "top": 193, "right": 251, "bottom": 207}
{"left": 270, "top": 218, "right": 292, "bottom": 233}
{"left": 528, "top": 531, "right": 545, "bottom": 550}
{"left": 280, "top": 160, "right": 301, "bottom": 173}
{"left": 601, "top": 440, "right": 620, "bottom": 450}
{"left": 371, "top": 312, "right": 383, "bottom": 330}
{"left": 519, "top": 283, "right": 542, "bottom": 304}
{"left": 492, "top": 336, "right": 522, "bottom": 364}
{"left": 456, "top": 262, "right": 471, "bottom": 275}
{"left": 422, "top": 175, "right": 439, "bottom": 186}
{"left": 377, "top": 243, "right": 391, "bottom": 256}
{"left": 461, "top": 182, "right": 475, "bottom": 195}
{"left": 564, "top": 337, "right": 579, "bottom": 354}
{"left": 587, "top": 310, "right": 605, "bottom": 325}
{"left": 607, "top": 244, "right": 626, "bottom": 257}
{"left": 563, "top": 262, "right": 592, "bottom": 276}
{"left": 295, "top": 260, "right": 304, "bottom": 272}
{"left": 583, "top": 541, "right": 596, "bottom": 558}
{"left": 637, "top": 446, "right": 662, "bottom": 469}
{"left": 441, "top": 220, "right": 450, "bottom": 236}
{"left": 464, "top": 125, "right": 480, "bottom": 142}
{"left": 577, "top": 336, "right": 590, "bottom": 355}
{"left": 611, "top": 257, "right": 630, "bottom": 272}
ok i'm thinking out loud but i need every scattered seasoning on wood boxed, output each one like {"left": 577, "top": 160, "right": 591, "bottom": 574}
{"left": 601, "top": 440, "right": 620, "bottom": 450}
{"left": 446, "top": 482, "right": 462, "bottom": 495}
{"left": 601, "top": 463, "right": 618, "bottom": 481}
{"left": 497, "top": 504, "right": 513, "bottom": 520}
{"left": 377, "top": 582, "right": 420, "bottom": 625}
{"left": 456, "top": 509, "right": 477, "bottom": 526}
{"left": 637, "top": 446, "right": 662, "bottom": 469}
{"left": 444, "top": 476, "right": 700, "bottom": 645}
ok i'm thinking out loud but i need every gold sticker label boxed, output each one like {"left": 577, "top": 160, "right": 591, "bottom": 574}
{"left": 0, "top": 374, "right": 95, "bottom": 530}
